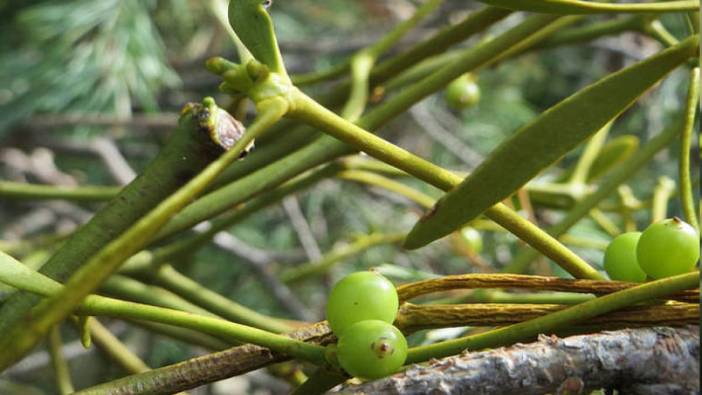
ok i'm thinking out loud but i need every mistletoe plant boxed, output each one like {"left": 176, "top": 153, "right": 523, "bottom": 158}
{"left": 0, "top": 0, "right": 700, "bottom": 394}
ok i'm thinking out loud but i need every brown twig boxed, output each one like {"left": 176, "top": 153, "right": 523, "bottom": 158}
{"left": 73, "top": 273, "right": 700, "bottom": 394}
{"left": 396, "top": 273, "right": 699, "bottom": 303}
{"left": 73, "top": 322, "right": 334, "bottom": 395}
{"left": 396, "top": 301, "right": 699, "bottom": 332}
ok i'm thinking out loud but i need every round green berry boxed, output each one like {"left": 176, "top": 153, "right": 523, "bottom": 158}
{"left": 326, "top": 271, "right": 399, "bottom": 336}
{"left": 445, "top": 74, "right": 480, "bottom": 110}
{"left": 637, "top": 217, "right": 700, "bottom": 279}
{"left": 337, "top": 320, "right": 408, "bottom": 379}
{"left": 603, "top": 232, "right": 645, "bottom": 282}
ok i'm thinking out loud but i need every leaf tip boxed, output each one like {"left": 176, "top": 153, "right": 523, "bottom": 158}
{"left": 402, "top": 228, "right": 427, "bottom": 250}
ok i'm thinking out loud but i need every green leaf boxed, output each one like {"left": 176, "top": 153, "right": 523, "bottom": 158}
{"left": 228, "top": 0, "right": 288, "bottom": 77}
{"left": 404, "top": 35, "right": 698, "bottom": 250}
{"left": 476, "top": 0, "right": 698, "bottom": 14}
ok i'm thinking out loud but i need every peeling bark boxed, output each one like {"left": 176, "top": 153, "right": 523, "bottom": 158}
{"left": 335, "top": 326, "right": 700, "bottom": 395}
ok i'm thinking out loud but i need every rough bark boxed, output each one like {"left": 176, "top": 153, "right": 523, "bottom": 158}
{"left": 335, "top": 326, "right": 700, "bottom": 395}
{"left": 396, "top": 273, "right": 699, "bottom": 303}
{"left": 396, "top": 302, "right": 699, "bottom": 331}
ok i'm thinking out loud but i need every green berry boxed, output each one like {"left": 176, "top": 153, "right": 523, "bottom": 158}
{"left": 326, "top": 271, "right": 399, "bottom": 336}
{"left": 337, "top": 320, "right": 407, "bottom": 379}
{"left": 445, "top": 74, "right": 480, "bottom": 110}
{"left": 603, "top": 232, "right": 645, "bottom": 282}
{"left": 637, "top": 217, "right": 700, "bottom": 279}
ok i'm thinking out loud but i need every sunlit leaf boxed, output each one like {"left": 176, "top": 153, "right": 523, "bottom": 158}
{"left": 404, "top": 35, "right": 699, "bottom": 249}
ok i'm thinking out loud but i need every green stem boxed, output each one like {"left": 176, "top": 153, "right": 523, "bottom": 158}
{"left": 73, "top": 322, "right": 331, "bottom": 395}
{"left": 155, "top": 138, "right": 345, "bottom": 241}
{"left": 568, "top": 123, "right": 611, "bottom": 185}
{"left": 159, "top": 10, "right": 537, "bottom": 240}
{"left": 537, "top": 15, "right": 646, "bottom": 49}
{"left": 369, "top": 7, "right": 512, "bottom": 84}
{"left": 0, "top": 254, "right": 324, "bottom": 366}
{"left": 211, "top": 7, "right": 509, "bottom": 191}
{"left": 588, "top": 208, "right": 621, "bottom": 237}
{"left": 366, "top": 0, "right": 445, "bottom": 59}
{"left": 0, "top": 98, "right": 236, "bottom": 338}
{"left": 48, "top": 326, "right": 74, "bottom": 395}
{"left": 78, "top": 297, "right": 324, "bottom": 363}
{"left": 559, "top": 234, "right": 608, "bottom": 251}
{"left": 642, "top": 19, "right": 680, "bottom": 47}
{"left": 362, "top": 14, "right": 563, "bottom": 129}
{"left": 281, "top": 233, "right": 405, "bottom": 283}
{"left": 292, "top": 0, "right": 445, "bottom": 86}
{"left": 687, "top": 11, "right": 700, "bottom": 33}
{"left": 503, "top": 116, "right": 690, "bottom": 274}
{"left": 342, "top": 157, "right": 409, "bottom": 177}
{"left": 149, "top": 265, "right": 292, "bottom": 333}
{"left": 0, "top": 100, "right": 287, "bottom": 371}
{"left": 152, "top": 164, "right": 341, "bottom": 265}
{"left": 0, "top": 182, "right": 119, "bottom": 201}
{"left": 342, "top": 0, "right": 445, "bottom": 120}
{"left": 477, "top": 0, "right": 698, "bottom": 14}
{"left": 526, "top": 181, "right": 589, "bottom": 209}
{"left": 102, "top": 275, "right": 217, "bottom": 317}
{"left": 342, "top": 53, "right": 374, "bottom": 121}
{"left": 210, "top": 124, "right": 319, "bottom": 190}
{"left": 128, "top": 319, "right": 230, "bottom": 350}
{"left": 490, "top": 16, "right": 584, "bottom": 65}
{"left": 679, "top": 67, "right": 700, "bottom": 230}
{"left": 211, "top": 7, "right": 511, "bottom": 194}
{"left": 618, "top": 185, "right": 639, "bottom": 232}
{"left": 292, "top": 62, "right": 349, "bottom": 86}
{"left": 461, "top": 289, "right": 594, "bottom": 305}
{"left": 88, "top": 319, "right": 151, "bottom": 374}
{"left": 338, "top": 169, "right": 435, "bottom": 208}
{"left": 406, "top": 271, "right": 700, "bottom": 363}
{"left": 77, "top": 297, "right": 324, "bottom": 363}
{"left": 651, "top": 176, "right": 676, "bottom": 223}
{"left": 378, "top": 51, "right": 463, "bottom": 94}
{"left": 291, "top": 89, "right": 602, "bottom": 280}
{"left": 208, "top": 0, "right": 254, "bottom": 63}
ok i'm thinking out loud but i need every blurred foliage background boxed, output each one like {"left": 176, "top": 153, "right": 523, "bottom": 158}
{"left": 0, "top": 0, "right": 696, "bottom": 393}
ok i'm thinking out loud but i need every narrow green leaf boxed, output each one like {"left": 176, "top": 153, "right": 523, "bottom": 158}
{"left": 587, "top": 134, "right": 639, "bottom": 182}
{"left": 477, "top": 0, "right": 698, "bottom": 14}
{"left": 404, "top": 35, "right": 698, "bottom": 249}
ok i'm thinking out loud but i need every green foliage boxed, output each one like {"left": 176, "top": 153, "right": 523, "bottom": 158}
{"left": 0, "top": 1, "right": 699, "bottom": 393}
{"left": 404, "top": 36, "right": 697, "bottom": 249}
{"left": 603, "top": 232, "right": 645, "bottom": 282}
{"left": 0, "top": 0, "right": 178, "bottom": 134}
